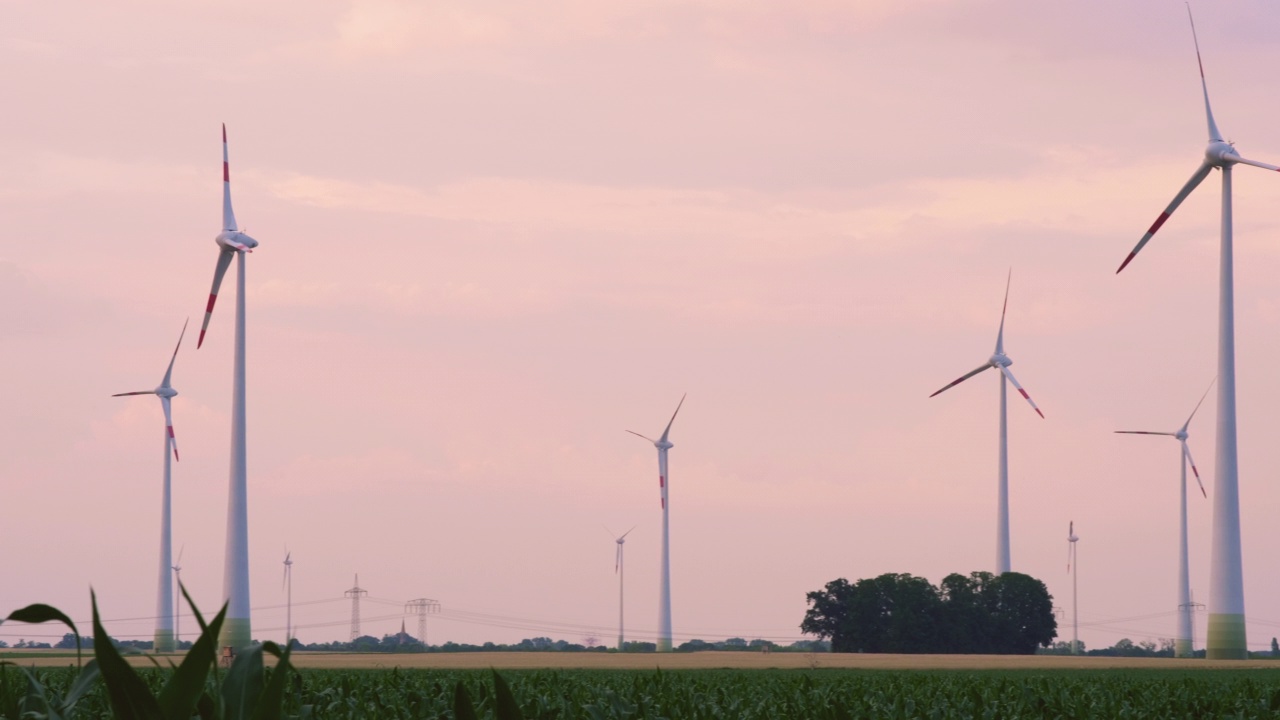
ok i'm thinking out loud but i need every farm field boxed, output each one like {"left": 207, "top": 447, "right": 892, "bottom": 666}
{"left": 6, "top": 649, "right": 1280, "bottom": 670}
{"left": 6, "top": 663, "right": 1280, "bottom": 719}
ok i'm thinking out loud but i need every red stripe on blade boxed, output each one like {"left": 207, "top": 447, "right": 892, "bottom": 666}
{"left": 205, "top": 294, "right": 217, "bottom": 313}
{"left": 223, "top": 161, "right": 229, "bottom": 182}
{"left": 659, "top": 476, "right": 665, "bottom": 488}
{"left": 168, "top": 426, "right": 175, "bottom": 438}
{"left": 1117, "top": 251, "right": 1137, "bottom": 274}
{"left": 1018, "top": 389, "right": 1030, "bottom": 399}
{"left": 1148, "top": 212, "right": 1170, "bottom": 235}
{"left": 1036, "top": 409, "right": 1045, "bottom": 419}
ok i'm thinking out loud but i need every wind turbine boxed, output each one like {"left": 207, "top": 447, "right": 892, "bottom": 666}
{"left": 1113, "top": 8, "right": 1274, "bottom": 659}
{"left": 929, "top": 274, "right": 1043, "bottom": 574}
{"left": 1067, "top": 521, "right": 1079, "bottom": 654}
{"left": 627, "top": 394, "right": 684, "bottom": 652}
{"left": 282, "top": 550, "right": 293, "bottom": 647}
{"left": 606, "top": 526, "right": 636, "bottom": 650}
{"left": 172, "top": 545, "right": 183, "bottom": 650}
{"left": 113, "top": 319, "right": 187, "bottom": 653}
{"left": 1115, "top": 381, "right": 1213, "bottom": 658}
{"left": 198, "top": 124, "right": 260, "bottom": 650}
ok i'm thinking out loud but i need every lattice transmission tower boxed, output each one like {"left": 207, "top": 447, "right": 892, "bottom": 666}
{"left": 344, "top": 575, "right": 368, "bottom": 641}
{"left": 405, "top": 598, "right": 440, "bottom": 645}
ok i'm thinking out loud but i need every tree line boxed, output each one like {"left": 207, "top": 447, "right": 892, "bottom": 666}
{"left": 801, "top": 571, "right": 1057, "bottom": 654}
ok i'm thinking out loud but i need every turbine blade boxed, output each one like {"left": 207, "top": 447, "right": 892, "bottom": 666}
{"left": 999, "top": 365, "right": 1044, "bottom": 418}
{"left": 996, "top": 269, "right": 1011, "bottom": 354}
{"left": 929, "top": 363, "right": 993, "bottom": 398}
{"left": 223, "top": 124, "right": 238, "bottom": 231}
{"left": 161, "top": 396, "right": 178, "bottom": 462}
{"left": 615, "top": 544, "right": 621, "bottom": 573}
{"left": 1230, "top": 156, "right": 1280, "bottom": 173}
{"left": 619, "top": 525, "right": 637, "bottom": 540}
{"left": 1183, "top": 441, "right": 1207, "bottom": 498}
{"left": 1114, "top": 431, "right": 1177, "bottom": 436}
{"left": 659, "top": 393, "right": 686, "bottom": 443}
{"left": 175, "top": 545, "right": 184, "bottom": 568}
{"left": 161, "top": 318, "right": 189, "bottom": 388}
{"left": 1181, "top": 377, "right": 1216, "bottom": 432}
{"left": 112, "top": 391, "right": 154, "bottom": 397}
{"left": 198, "top": 248, "right": 235, "bottom": 349}
{"left": 1117, "top": 163, "right": 1213, "bottom": 273}
{"left": 625, "top": 429, "right": 656, "bottom": 444}
{"left": 1186, "top": 5, "right": 1222, "bottom": 142}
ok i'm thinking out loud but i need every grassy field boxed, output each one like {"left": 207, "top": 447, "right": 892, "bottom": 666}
{"left": 7, "top": 662, "right": 1280, "bottom": 718}
{"left": 5, "top": 649, "right": 1280, "bottom": 670}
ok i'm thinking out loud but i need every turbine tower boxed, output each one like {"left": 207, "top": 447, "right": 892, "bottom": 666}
{"left": 929, "top": 274, "right": 1044, "bottom": 574}
{"left": 1114, "top": 8, "right": 1276, "bottom": 659}
{"left": 627, "top": 394, "right": 684, "bottom": 652}
{"left": 198, "top": 124, "right": 260, "bottom": 650}
{"left": 608, "top": 526, "right": 636, "bottom": 650}
{"left": 345, "top": 575, "right": 367, "bottom": 641}
{"left": 1115, "top": 382, "right": 1213, "bottom": 658}
{"left": 282, "top": 550, "right": 293, "bottom": 646}
{"left": 112, "top": 319, "right": 187, "bottom": 653}
{"left": 1067, "top": 521, "right": 1079, "bottom": 654}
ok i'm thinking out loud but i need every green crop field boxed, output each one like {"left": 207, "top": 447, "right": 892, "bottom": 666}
{"left": 7, "top": 665, "right": 1280, "bottom": 719}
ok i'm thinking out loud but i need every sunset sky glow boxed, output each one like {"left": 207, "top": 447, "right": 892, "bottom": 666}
{"left": 5, "top": 0, "right": 1280, "bottom": 652}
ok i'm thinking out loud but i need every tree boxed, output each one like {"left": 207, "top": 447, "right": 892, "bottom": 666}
{"left": 1271, "top": 637, "right": 1279, "bottom": 657}
{"left": 978, "top": 572, "right": 1057, "bottom": 654}
{"left": 802, "top": 570, "right": 1057, "bottom": 654}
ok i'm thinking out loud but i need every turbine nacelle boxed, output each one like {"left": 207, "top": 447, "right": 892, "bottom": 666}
{"left": 216, "top": 231, "right": 258, "bottom": 252}
{"left": 1175, "top": 428, "right": 1189, "bottom": 441}
{"left": 155, "top": 386, "right": 178, "bottom": 399}
{"left": 655, "top": 439, "right": 674, "bottom": 451}
{"left": 989, "top": 353, "right": 1012, "bottom": 369}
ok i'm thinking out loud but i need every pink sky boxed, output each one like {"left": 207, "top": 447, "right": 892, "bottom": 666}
{"left": 4, "top": 0, "right": 1280, "bottom": 651}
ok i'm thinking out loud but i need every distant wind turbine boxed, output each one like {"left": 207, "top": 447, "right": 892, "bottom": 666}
{"left": 607, "top": 526, "right": 636, "bottom": 650}
{"left": 172, "top": 544, "right": 184, "bottom": 650}
{"left": 283, "top": 550, "right": 293, "bottom": 646}
{"left": 929, "top": 274, "right": 1044, "bottom": 574}
{"left": 198, "top": 124, "right": 260, "bottom": 650}
{"left": 1114, "top": 6, "right": 1277, "bottom": 660}
{"left": 1067, "top": 521, "right": 1079, "bottom": 655}
{"left": 1115, "top": 381, "right": 1213, "bottom": 658}
{"left": 113, "top": 319, "right": 187, "bottom": 653}
{"left": 627, "top": 394, "right": 684, "bottom": 652}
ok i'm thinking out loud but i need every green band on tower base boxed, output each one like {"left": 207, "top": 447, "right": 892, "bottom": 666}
{"left": 1174, "top": 638, "right": 1192, "bottom": 658}
{"left": 219, "top": 617, "right": 252, "bottom": 651}
{"left": 1206, "top": 614, "right": 1247, "bottom": 660}
{"left": 153, "top": 629, "right": 175, "bottom": 654}
{"left": 656, "top": 638, "right": 672, "bottom": 653}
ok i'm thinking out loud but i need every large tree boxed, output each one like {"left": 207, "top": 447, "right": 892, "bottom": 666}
{"left": 802, "top": 571, "right": 1056, "bottom": 654}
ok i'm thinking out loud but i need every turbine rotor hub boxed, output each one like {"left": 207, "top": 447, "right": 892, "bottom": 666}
{"left": 1206, "top": 141, "right": 1238, "bottom": 166}
{"left": 1176, "top": 429, "right": 1188, "bottom": 441}
{"left": 656, "top": 440, "right": 673, "bottom": 450}
{"left": 990, "top": 353, "right": 1012, "bottom": 368}
{"left": 156, "top": 387, "right": 178, "bottom": 398}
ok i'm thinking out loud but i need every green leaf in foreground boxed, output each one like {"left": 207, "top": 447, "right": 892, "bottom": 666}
{"left": 453, "top": 681, "right": 478, "bottom": 720}
{"left": 92, "top": 589, "right": 165, "bottom": 720}
{"left": 4, "top": 603, "right": 83, "bottom": 665}
{"left": 155, "top": 590, "right": 227, "bottom": 720}
{"left": 492, "top": 670, "right": 524, "bottom": 720}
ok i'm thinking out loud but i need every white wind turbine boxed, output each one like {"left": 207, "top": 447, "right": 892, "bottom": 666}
{"left": 283, "top": 550, "right": 293, "bottom": 646}
{"left": 1067, "top": 521, "right": 1079, "bottom": 655}
{"left": 627, "top": 394, "right": 684, "bottom": 652}
{"left": 1115, "top": 382, "right": 1213, "bottom": 658}
{"left": 606, "top": 526, "right": 636, "bottom": 650}
{"left": 1114, "top": 7, "right": 1274, "bottom": 659}
{"left": 929, "top": 275, "right": 1044, "bottom": 574}
{"left": 172, "top": 545, "right": 184, "bottom": 649}
{"left": 113, "top": 319, "right": 187, "bottom": 653}
{"left": 198, "top": 124, "right": 260, "bottom": 650}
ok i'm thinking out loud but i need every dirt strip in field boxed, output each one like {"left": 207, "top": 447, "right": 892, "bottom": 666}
{"left": 5, "top": 650, "right": 1279, "bottom": 670}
